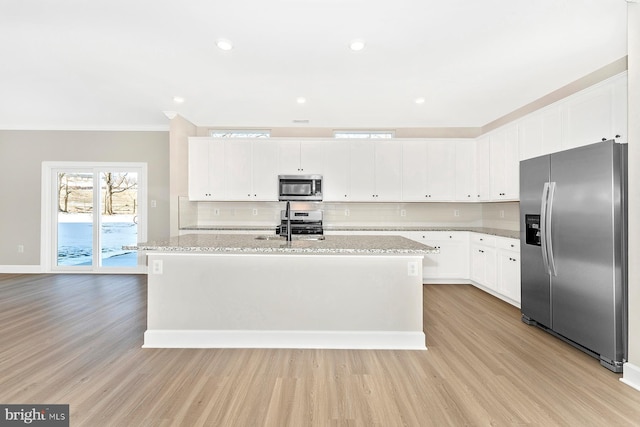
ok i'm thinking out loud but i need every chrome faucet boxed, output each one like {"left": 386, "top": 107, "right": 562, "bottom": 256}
{"left": 285, "top": 201, "right": 292, "bottom": 242}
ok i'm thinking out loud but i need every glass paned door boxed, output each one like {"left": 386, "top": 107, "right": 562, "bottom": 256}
{"left": 57, "top": 172, "right": 94, "bottom": 267}
{"left": 100, "top": 172, "right": 138, "bottom": 267}
{"left": 51, "top": 164, "right": 146, "bottom": 272}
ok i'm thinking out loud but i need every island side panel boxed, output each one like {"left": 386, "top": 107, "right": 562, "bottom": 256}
{"left": 144, "top": 252, "right": 425, "bottom": 349}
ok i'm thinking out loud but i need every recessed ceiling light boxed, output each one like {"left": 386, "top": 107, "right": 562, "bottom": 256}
{"left": 173, "top": 96, "right": 185, "bottom": 104}
{"left": 349, "top": 39, "right": 365, "bottom": 51}
{"left": 216, "top": 38, "right": 233, "bottom": 51}
{"left": 296, "top": 97, "right": 307, "bottom": 104}
{"left": 415, "top": 97, "right": 426, "bottom": 104}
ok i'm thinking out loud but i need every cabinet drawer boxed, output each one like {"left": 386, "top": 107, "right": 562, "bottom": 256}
{"left": 470, "top": 233, "right": 496, "bottom": 246}
{"left": 496, "top": 237, "right": 520, "bottom": 252}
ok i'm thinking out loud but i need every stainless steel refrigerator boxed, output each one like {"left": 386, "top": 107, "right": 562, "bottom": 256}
{"left": 519, "top": 139, "right": 627, "bottom": 372}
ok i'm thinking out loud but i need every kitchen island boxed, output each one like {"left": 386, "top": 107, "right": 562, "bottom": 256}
{"left": 130, "top": 234, "right": 436, "bottom": 350}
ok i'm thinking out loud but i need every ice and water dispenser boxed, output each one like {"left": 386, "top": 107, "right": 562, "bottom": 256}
{"left": 525, "top": 214, "right": 541, "bottom": 246}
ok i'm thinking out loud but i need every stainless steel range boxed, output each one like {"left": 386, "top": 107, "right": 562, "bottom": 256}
{"left": 276, "top": 209, "right": 323, "bottom": 238}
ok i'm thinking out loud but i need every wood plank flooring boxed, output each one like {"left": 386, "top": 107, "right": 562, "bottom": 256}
{"left": 1, "top": 274, "right": 639, "bottom": 426}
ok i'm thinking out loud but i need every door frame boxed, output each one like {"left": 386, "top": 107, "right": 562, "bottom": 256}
{"left": 41, "top": 161, "right": 148, "bottom": 274}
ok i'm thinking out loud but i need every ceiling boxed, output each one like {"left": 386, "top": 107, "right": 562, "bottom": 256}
{"left": 0, "top": 0, "right": 629, "bottom": 131}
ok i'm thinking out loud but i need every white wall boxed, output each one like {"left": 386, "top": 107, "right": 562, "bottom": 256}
{"left": 623, "top": 2, "right": 640, "bottom": 390}
{"left": 0, "top": 130, "right": 170, "bottom": 268}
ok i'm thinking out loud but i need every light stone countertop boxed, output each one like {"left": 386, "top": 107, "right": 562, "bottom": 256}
{"left": 179, "top": 225, "right": 520, "bottom": 240}
{"left": 127, "top": 233, "right": 437, "bottom": 255}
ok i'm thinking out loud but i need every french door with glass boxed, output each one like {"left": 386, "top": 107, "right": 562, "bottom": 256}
{"left": 46, "top": 163, "right": 147, "bottom": 272}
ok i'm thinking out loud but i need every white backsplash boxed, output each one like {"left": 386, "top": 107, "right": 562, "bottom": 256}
{"left": 179, "top": 197, "right": 520, "bottom": 231}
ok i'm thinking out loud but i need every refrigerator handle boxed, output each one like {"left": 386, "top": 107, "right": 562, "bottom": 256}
{"left": 540, "top": 182, "right": 551, "bottom": 274}
{"left": 546, "top": 181, "right": 557, "bottom": 276}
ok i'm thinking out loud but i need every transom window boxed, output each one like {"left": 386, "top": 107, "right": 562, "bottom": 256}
{"left": 210, "top": 130, "right": 271, "bottom": 138}
{"left": 333, "top": 131, "right": 395, "bottom": 139}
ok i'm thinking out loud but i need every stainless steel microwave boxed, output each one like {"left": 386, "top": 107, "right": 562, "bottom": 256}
{"left": 278, "top": 174, "right": 323, "bottom": 201}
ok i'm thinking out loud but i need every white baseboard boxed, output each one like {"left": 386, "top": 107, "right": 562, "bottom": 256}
{"left": 621, "top": 362, "right": 640, "bottom": 392}
{"left": 143, "top": 329, "right": 427, "bottom": 350}
{"left": 0, "top": 265, "right": 45, "bottom": 274}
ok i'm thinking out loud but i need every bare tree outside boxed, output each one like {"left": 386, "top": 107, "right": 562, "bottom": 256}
{"left": 102, "top": 172, "right": 138, "bottom": 215}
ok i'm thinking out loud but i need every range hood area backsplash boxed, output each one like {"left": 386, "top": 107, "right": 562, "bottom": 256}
{"left": 178, "top": 197, "right": 520, "bottom": 231}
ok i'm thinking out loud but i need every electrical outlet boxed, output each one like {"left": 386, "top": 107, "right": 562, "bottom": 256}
{"left": 17, "top": 245, "right": 24, "bottom": 253}
{"left": 344, "top": 209, "right": 350, "bottom": 217}
{"left": 214, "top": 208, "right": 220, "bottom": 216}
{"left": 400, "top": 209, "right": 406, "bottom": 217}
{"left": 500, "top": 210, "right": 505, "bottom": 218}
{"left": 454, "top": 209, "right": 460, "bottom": 217}
{"left": 151, "top": 259, "right": 163, "bottom": 275}
{"left": 407, "top": 261, "right": 419, "bottom": 277}
{"left": 252, "top": 208, "right": 258, "bottom": 216}
{"left": 151, "top": 199, "right": 157, "bottom": 208}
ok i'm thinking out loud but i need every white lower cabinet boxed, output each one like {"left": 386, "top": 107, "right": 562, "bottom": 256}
{"left": 470, "top": 234, "right": 498, "bottom": 292}
{"left": 496, "top": 237, "right": 521, "bottom": 304}
{"left": 404, "top": 231, "right": 469, "bottom": 281}
{"left": 322, "top": 230, "right": 521, "bottom": 307}
{"left": 470, "top": 233, "right": 521, "bottom": 306}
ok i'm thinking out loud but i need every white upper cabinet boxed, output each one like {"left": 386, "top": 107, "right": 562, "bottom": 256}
{"left": 564, "top": 73, "right": 627, "bottom": 150}
{"left": 321, "top": 141, "right": 350, "bottom": 201}
{"left": 251, "top": 141, "right": 279, "bottom": 200}
{"left": 402, "top": 140, "right": 456, "bottom": 201}
{"left": 224, "top": 140, "right": 254, "bottom": 200}
{"left": 277, "top": 140, "right": 325, "bottom": 174}
{"left": 454, "top": 140, "right": 477, "bottom": 201}
{"left": 185, "top": 138, "right": 276, "bottom": 201}
{"left": 349, "top": 140, "right": 402, "bottom": 201}
{"left": 475, "top": 136, "right": 491, "bottom": 201}
{"left": 564, "top": 85, "right": 612, "bottom": 150}
{"left": 518, "top": 105, "right": 563, "bottom": 160}
{"left": 188, "top": 138, "right": 225, "bottom": 201}
{"left": 401, "top": 140, "right": 428, "bottom": 201}
{"left": 489, "top": 124, "right": 519, "bottom": 201}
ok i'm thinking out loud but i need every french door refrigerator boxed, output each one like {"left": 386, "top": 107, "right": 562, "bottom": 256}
{"left": 519, "top": 139, "right": 627, "bottom": 372}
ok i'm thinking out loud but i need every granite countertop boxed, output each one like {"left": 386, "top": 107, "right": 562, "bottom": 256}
{"left": 180, "top": 225, "right": 519, "bottom": 240}
{"left": 127, "top": 234, "right": 437, "bottom": 255}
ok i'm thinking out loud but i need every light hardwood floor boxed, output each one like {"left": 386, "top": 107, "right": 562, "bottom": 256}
{"left": 1, "top": 274, "right": 639, "bottom": 426}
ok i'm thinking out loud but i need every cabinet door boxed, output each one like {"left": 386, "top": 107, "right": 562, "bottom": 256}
{"left": 490, "top": 126, "right": 519, "bottom": 200}
{"left": 498, "top": 250, "right": 521, "bottom": 303}
{"left": 188, "top": 138, "right": 211, "bottom": 200}
{"left": 252, "top": 142, "right": 278, "bottom": 200}
{"left": 349, "top": 141, "right": 376, "bottom": 200}
{"left": 277, "top": 140, "right": 302, "bottom": 174}
{"left": 425, "top": 140, "right": 455, "bottom": 201}
{"left": 455, "top": 140, "right": 476, "bottom": 201}
{"left": 225, "top": 140, "right": 253, "bottom": 200}
{"left": 503, "top": 126, "right": 519, "bottom": 199}
{"left": 299, "top": 141, "right": 325, "bottom": 174}
{"left": 564, "top": 84, "right": 612, "bottom": 150}
{"left": 471, "top": 244, "right": 486, "bottom": 283}
{"left": 401, "top": 140, "right": 428, "bottom": 201}
{"left": 490, "top": 131, "right": 508, "bottom": 200}
{"left": 520, "top": 106, "right": 563, "bottom": 160}
{"left": 322, "top": 141, "right": 350, "bottom": 201}
{"left": 438, "top": 234, "right": 469, "bottom": 278}
{"left": 475, "top": 136, "right": 491, "bottom": 201}
{"left": 374, "top": 141, "right": 402, "bottom": 201}
{"left": 188, "top": 139, "right": 225, "bottom": 200}
{"left": 471, "top": 244, "right": 497, "bottom": 291}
